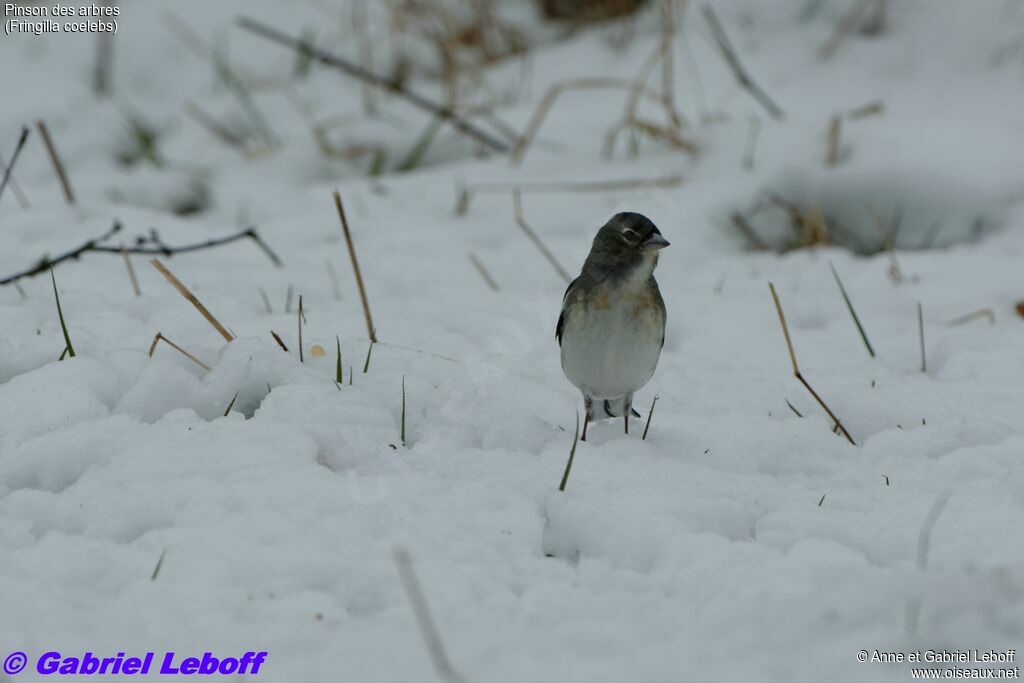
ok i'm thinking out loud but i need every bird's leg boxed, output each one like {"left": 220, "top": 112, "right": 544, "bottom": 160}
{"left": 582, "top": 397, "right": 593, "bottom": 441}
{"left": 623, "top": 395, "right": 632, "bottom": 435}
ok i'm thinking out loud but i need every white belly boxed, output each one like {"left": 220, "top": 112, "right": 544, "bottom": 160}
{"left": 560, "top": 296, "right": 663, "bottom": 399}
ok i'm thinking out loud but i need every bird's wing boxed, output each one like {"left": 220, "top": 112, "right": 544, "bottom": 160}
{"left": 556, "top": 275, "right": 582, "bottom": 346}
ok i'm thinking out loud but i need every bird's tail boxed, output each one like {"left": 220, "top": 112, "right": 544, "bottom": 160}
{"left": 592, "top": 396, "right": 642, "bottom": 419}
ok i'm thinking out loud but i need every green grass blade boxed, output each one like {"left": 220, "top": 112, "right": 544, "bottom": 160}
{"left": 558, "top": 411, "right": 580, "bottom": 492}
{"left": 51, "top": 268, "right": 75, "bottom": 358}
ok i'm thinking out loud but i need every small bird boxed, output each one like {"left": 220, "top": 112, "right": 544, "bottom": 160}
{"left": 556, "top": 212, "right": 669, "bottom": 440}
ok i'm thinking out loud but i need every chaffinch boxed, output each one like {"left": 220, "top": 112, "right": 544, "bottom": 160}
{"left": 556, "top": 212, "right": 669, "bottom": 440}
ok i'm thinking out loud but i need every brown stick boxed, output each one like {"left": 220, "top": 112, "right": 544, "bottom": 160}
{"left": 826, "top": 114, "right": 842, "bottom": 167}
{"left": 468, "top": 253, "right": 499, "bottom": 291}
{"left": 151, "top": 259, "right": 234, "bottom": 342}
{"left": 945, "top": 308, "right": 994, "bottom": 327}
{"left": 237, "top": 17, "right": 508, "bottom": 154}
{"left": 701, "top": 5, "right": 784, "bottom": 120}
{"left": 35, "top": 120, "right": 75, "bottom": 204}
{"left": 270, "top": 330, "right": 289, "bottom": 352}
{"left": 456, "top": 175, "right": 683, "bottom": 215}
{"left": 512, "top": 78, "right": 683, "bottom": 165}
{"left": 333, "top": 191, "right": 377, "bottom": 343}
{"left": 513, "top": 191, "right": 571, "bottom": 284}
{"left": 819, "top": 0, "right": 874, "bottom": 60}
{"left": 148, "top": 332, "right": 211, "bottom": 371}
{"left": 769, "top": 282, "right": 856, "bottom": 445}
{"left": 122, "top": 248, "right": 141, "bottom": 296}
{"left": 185, "top": 102, "right": 249, "bottom": 152}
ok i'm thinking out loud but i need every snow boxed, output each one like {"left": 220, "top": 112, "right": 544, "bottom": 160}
{"left": 1, "top": 0, "right": 1023, "bottom": 681}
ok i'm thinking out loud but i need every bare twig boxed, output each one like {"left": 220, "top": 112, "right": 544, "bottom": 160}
{"left": 906, "top": 489, "right": 952, "bottom": 635}
{"left": 184, "top": 101, "right": 250, "bottom": 153}
{"left": 468, "top": 253, "right": 499, "bottom": 291}
{"left": 730, "top": 213, "right": 769, "bottom": 250}
{"left": 819, "top": 0, "right": 875, "bottom": 60}
{"left": 701, "top": 6, "right": 784, "bottom": 120}
{"left": 393, "top": 547, "right": 470, "bottom": 683}
{"left": 0, "top": 225, "right": 280, "bottom": 288}
{"left": 0, "top": 127, "right": 30, "bottom": 206}
{"left": 513, "top": 191, "right": 571, "bottom": 283}
{"left": 270, "top": 330, "right": 289, "bottom": 352}
{"left": 456, "top": 175, "right": 683, "bottom": 216}
{"left": 743, "top": 115, "right": 760, "bottom": 170}
{"left": 945, "top": 308, "right": 994, "bottom": 327}
{"left": 512, "top": 78, "right": 686, "bottom": 165}
{"left": 36, "top": 120, "right": 75, "bottom": 204}
{"left": 867, "top": 204, "right": 903, "bottom": 283}
{"left": 148, "top": 332, "right": 211, "bottom": 371}
{"left": 122, "top": 248, "right": 141, "bottom": 296}
{"left": 917, "top": 302, "right": 926, "bottom": 373}
{"left": 150, "top": 549, "right": 167, "bottom": 581}
{"left": 847, "top": 100, "right": 885, "bottom": 119}
{"left": 94, "top": 2, "right": 114, "bottom": 95}
{"left": 769, "top": 283, "right": 856, "bottom": 445}
{"left": 151, "top": 259, "right": 234, "bottom": 342}
{"left": 237, "top": 17, "right": 508, "bottom": 154}
{"left": 826, "top": 114, "right": 842, "bottom": 166}
{"left": 333, "top": 191, "right": 377, "bottom": 343}
{"left": 0, "top": 150, "right": 30, "bottom": 209}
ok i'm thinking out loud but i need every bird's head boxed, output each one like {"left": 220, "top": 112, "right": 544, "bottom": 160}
{"left": 584, "top": 212, "right": 669, "bottom": 281}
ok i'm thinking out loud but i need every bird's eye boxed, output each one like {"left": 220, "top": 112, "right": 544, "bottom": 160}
{"left": 622, "top": 228, "right": 641, "bottom": 241}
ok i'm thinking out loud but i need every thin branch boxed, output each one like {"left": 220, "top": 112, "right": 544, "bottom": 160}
{"left": 148, "top": 332, "right": 211, "bottom": 371}
{"left": 393, "top": 547, "right": 470, "bottom": 683}
{"left": 468, "top": 253, "right": 499, "bottom": 291}
{"left": 270, "top": 330, "right": 289, "bottom": 352}
{"left": 0, "top": 225, "right": 280, "bottom": 287}
{"left": 456, "top": 175, "right": 683, "bottom": 215}
{"left": 730, "top": 212, "right": 769, "bottom": 250}
{"left": 36, "top": 120, "right": 75, "bottom": 204}
{"left": 701, "top": 6, "right": 784, "bottom": 120}
{"left": 513, "top": 191, "right": 571, "bottom": 284}
{"left": 917, "top": 302, "right": 926, "bottom": 373}
{"left": 122, "top": 248, "right": 141, "bottom": 297}
{"left": 769, "top": 283, "right": 856, "bottom": 445}
{"left": 945, "top": 308, "right": 994, "bottom": 327}
{"left": 819, "top": 0, "right": 875, "bottom": 60}
{"left": 333, "top": 191, "right": 378, "bottom": 343}
{"left": 151, "top": 259, "right": 234, "bottom": 342}
{"left": 0, "top": 126, "right": 30, "bottom": 205}
{"left": 237, "top": 17, "right": 508, "bottom": 154}
{"left": 511, "top": 78, "right": 683, "bottom": 165}
{"left": 826, "top": 114, "right": 842, "bottom": 166}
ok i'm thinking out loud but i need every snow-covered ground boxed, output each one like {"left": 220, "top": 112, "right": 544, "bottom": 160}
{"left": 2, "top": 1, "right": 1024, "bottom": 681}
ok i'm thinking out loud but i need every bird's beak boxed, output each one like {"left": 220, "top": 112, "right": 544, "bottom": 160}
{"left": 642, "top": 233, "right": 670, "bottom": 251}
